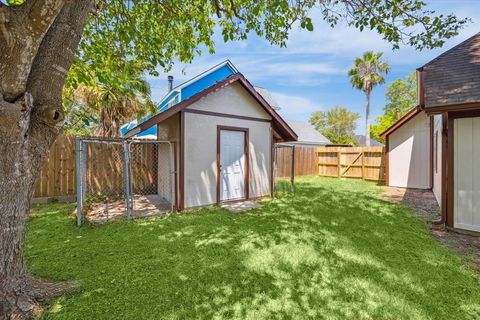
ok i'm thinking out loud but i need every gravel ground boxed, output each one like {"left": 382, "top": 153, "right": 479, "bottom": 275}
{"left": 382, "top": 187, "right": 480, "bottom": 273}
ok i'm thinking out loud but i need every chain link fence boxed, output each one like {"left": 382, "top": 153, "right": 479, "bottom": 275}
{"left": 273, "top": 144, "right": 295, "bottom": 194}
{"left": 75, "top": 137, "right": 175, "bottom": 225}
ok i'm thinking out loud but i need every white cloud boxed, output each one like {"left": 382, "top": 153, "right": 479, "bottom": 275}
{"left": 271, "top": 92, "right": 321, "bottom": 120}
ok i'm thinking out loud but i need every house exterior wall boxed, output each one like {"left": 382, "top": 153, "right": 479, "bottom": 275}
{"left": 432, "top": 114, "right": 443, "bottom": 203}
{"left": 388, "top": 111, "right": 431, "bottom": 189}
{"left": 183, "top": 84, "right": 272, "bottom": 208}
{"left": 454, "top": 117, "right": 480, "bottom": 232}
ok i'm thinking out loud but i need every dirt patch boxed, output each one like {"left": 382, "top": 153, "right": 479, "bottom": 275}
{"left": 86, "top": 194, "right": 172, "bottom": 223}
{"left": 382, "top": 187, "right": 440, "bottom": 220}
{"left": 382, "top": 187, "right": 480, "bottom": 273}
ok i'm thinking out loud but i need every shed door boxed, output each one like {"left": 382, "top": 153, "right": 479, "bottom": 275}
{"left": 220, "top": 130, "right": 246, "bottom": 201}
{"left": 454, "top": 117, "right": 480, "bottom": 232}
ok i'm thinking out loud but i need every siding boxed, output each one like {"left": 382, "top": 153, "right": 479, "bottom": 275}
{"left": 454, "top": 117, "right": 480, "bottom": 232}
{"left": 388, "top": 112, "right": 431, "bottom": 189}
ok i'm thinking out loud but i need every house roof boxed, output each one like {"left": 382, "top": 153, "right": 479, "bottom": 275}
{"left": 124, "top": 73, "right": 298, "bottom": 142}
{"left": 254, "top": 87, "right": 280, "bottom": 110}
{"left": 421, "top": 32, "right": 480, "bottom": 109}
{"left": 379, "top": 106, "right": 422, "bottom": 139}
{"left": 285, "top": 120, "right": 331, "bottom": 145}
{"left": 355, "top": 135, "right": 384, "bottom": 147}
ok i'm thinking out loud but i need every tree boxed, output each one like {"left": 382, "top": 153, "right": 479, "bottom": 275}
{"left": 0, "top": 0, "right": 468, "bottom": 318}
{"left": 65, "top": 63, "right": 156, "bottom": 137}
{"left": 310, "top": 106, "right": 360, "bottom": 145}
{"left": 348, "top": 51, "right": 390, "bottom": 147}
{"left": 370, "top": 72, "right": 417, "bottom": 143}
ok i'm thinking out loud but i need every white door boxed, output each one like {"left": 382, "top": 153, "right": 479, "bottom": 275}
{"left": 454, "top": 117, "right": 480, "bottom": 232}
{"left": 220, "top": 130, "right": 246, "bottom": 201}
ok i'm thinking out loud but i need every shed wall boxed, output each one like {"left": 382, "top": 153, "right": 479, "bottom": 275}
{"left": 454, "top": 117, "right": 480, "bottom": 232}
{"left": 183, "top": 85, "right": 272, "bottom": 208}
{"left": 388, "top": 112, "right": 431, "bottom": 189}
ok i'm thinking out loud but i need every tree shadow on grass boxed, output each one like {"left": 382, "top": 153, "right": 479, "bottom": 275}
{"left": 27, "top": 177, "right": 480, "bottom": 319}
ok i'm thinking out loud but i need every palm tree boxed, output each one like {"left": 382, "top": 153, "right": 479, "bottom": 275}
{"left": 65, "top": 67, "right": 156, "bottom": 137}
{"left": 348, "top": 52, "right": 390, "bottom": 147}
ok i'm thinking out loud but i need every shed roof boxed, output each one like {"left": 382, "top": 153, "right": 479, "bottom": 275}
{"left": 285, "top": 120, "right": 331, "bottom": 145}
{"left": 422, "top": 32, "right": 480, "bottom": 109}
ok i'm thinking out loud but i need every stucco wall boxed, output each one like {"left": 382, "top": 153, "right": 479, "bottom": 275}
{"left": 432, "top": 114, "right": 442, "bottom": 204}
{"left": 454, "top": 117, "right": 480, "bottom": 232}
{"left": 183, "top": 85, "right": 272, "bottom": 208}
{"left": 388, "top": 111, "right": 431, "bottom": 189}
{"left": 189, "top": 82, "right": 271, "bottom": 120}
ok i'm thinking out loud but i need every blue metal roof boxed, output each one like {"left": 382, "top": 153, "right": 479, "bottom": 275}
{"left": 122, "top": 60, "right": 237, "bottom": 138}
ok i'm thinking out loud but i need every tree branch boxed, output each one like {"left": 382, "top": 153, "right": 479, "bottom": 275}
{"left": 27, "top": 0, "right": 94, "bottom": 136}
{"left": 0, "top": 0, "right": 67, "bottom": 101}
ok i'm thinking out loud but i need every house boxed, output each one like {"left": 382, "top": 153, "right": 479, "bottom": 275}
{"left": 381, "top": 33, "right": 480, "bottom": 233}
{"left": 355, "top": 135, "right": 384, "bottom": 147}
{"left": 284, "top": 120, "right": 331, "bottom": 146}
{"left": 124, "top": 60, "right": 297, "bottom": 210}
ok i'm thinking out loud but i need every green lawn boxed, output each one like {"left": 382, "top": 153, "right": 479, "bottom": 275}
{"left": 27, "top": 177, "right": 480, "bottom": 319}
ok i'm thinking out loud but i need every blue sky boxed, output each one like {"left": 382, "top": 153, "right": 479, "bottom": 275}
{"left": 147, "top": 0, "right": 480, "bottom": 135}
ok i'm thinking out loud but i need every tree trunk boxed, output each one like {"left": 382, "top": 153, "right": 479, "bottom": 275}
{"left": 365, "top": 90, "right": 371, "bottom": 147}
{"left": 0, "top": 1, "right": 93, "bottom": 318}
{"left": 0, "top": 100, "right": 59, "bottom": 318}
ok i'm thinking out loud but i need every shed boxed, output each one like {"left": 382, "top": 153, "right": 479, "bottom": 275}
{"left": 124, "top": 61, "right": 297, "bottom": 210}
{"left": 381, "top": 32, "right": 480, "bottom": 233}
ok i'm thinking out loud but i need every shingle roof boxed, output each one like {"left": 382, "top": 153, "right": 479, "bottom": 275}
{"left": 254, "top": 87, "right": 280, "bottom": 110}
{"left": 422, "top": 32, "right": 480, "bottom": 108}
{"left": 355, "top": 135, "right": 384, "bottom": 147}
{"left": 285, "top": 120, "right": 331, "bottom": 145}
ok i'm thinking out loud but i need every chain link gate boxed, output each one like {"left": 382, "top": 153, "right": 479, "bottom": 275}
{"left": 273, "top": 144, "right": 295, "bottom": 194}
{"left": 76, "top": 137, "right": 175, "bottom": 225}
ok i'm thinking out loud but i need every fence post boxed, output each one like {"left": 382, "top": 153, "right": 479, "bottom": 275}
{"left": 337, "top": 150, "right": 341, "bottom": 177}
{"left": 75, "top": 137, "right": 83, "bottom": 226}
{"left": 361, "top": 150, "right": 365, "bottom": 180}
{"left": 123, "top": 140, "right": 132, "bottom": 219}
{"left": 291, "top": 145, "right": 295, "bottom": 192}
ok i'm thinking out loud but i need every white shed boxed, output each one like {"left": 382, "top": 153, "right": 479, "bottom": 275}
{"left": 125, "top": 69, "right": 297, "bottom": 210}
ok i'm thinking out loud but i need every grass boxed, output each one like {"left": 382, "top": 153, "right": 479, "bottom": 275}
{"left": 26, "top": 177, "right": 480, "bottom": 319}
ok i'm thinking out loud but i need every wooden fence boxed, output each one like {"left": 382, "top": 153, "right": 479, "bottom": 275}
{"left": 35, "top": 135, "right": 76, "bottom": 199}
{"left": 35, "top": 139, "right": 385, "bottom": 199}
{"left": 275, "top": 145, "right": 318, "bottom": 178}
{"left": 317, "top": 147, "right": 385, "bottom": 182}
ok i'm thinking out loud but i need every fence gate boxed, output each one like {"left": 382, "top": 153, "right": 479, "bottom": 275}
{"left": 76, "top": 137, "right": 175, "bottom": 225}
{"left": 273, "top": 144, "right": 295, "bottom": 193}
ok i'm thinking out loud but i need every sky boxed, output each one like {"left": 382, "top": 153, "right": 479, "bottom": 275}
{"left": 147, "top": 0, "right": 480, "bottom": 135}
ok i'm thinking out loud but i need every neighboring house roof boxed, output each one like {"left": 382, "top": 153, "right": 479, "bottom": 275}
{"left": 254, "top": 87, "right": 280, "bottom": 110}
{"left": 284, "top": 120, "right": 331, "bottom": 145}
{"left": 421, "top": 32, "right": 480, "bottom": 109}
{"left": 124, "top": 73, "right": 298, "bottom": 142}
{"left": 121, "top": 60, "right": 238, "bottom": 138}
{"left": 379, "top": 106, "right": 422, "bottom": 139}
{"left": 355, "top": 135, "right": 384, "bottom": 147}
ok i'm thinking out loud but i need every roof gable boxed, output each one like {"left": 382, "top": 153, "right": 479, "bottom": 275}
{"left": 422, "top": 32, "right": 480, "bottom": 108}
{"left": 125, "top": 73, "right": 297, "bottom": 142}
{"left": 158, "top": 60, "right": 237, "bottom": 111}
